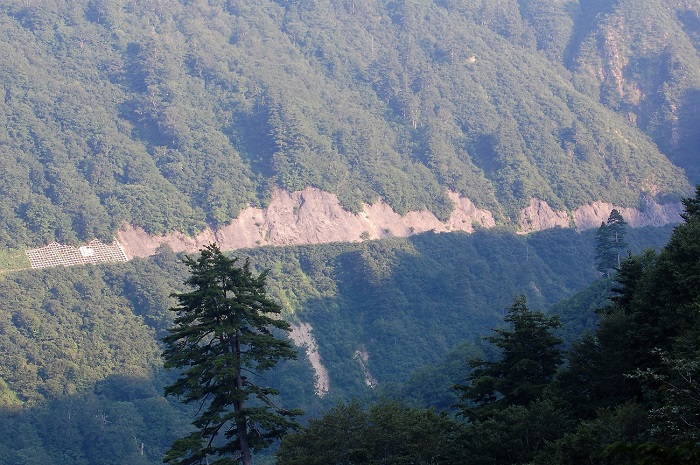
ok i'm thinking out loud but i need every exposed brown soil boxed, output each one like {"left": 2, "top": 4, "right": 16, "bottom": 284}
{"left": 111, "top": 188, "right": 684, "bottom": 398}
{"left": 117, "top": 188, "right": 496, "bottom": 258}
{"left": 118, "top": 188, "right": 683, "bottom": 259}
{"left": 519, "top": 197, "right": 683, "bottom": 233}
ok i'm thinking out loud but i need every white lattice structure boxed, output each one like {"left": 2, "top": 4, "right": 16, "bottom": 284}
{"left": 25, "top": 239, "right": 129, "bottom": 269}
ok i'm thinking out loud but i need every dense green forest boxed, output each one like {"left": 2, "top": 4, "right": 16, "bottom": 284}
{"left": 1, "top": 0, "right": 700, "bottom": 463}
{"left": 276, "top": 188, "right": 700, "bottom": 465}
{"left": 0, "top": 223, "right": 676, "bottom": 464}
{"left": 0, "top": 0, "right": 697, "bottom": 248}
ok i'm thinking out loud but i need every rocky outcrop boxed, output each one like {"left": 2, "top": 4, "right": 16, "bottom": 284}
{"left": 115, "top": 188, "right": 684, "bottom": 258}
{"left": 354, "top": 346, "right": 378, "bottom": 388}
{"left": 117, "top": 188, "right": 496, "bottom": 258}
{"left": 520, "top": 198, "right": 683, "bottom": 233}
{"left": 24, "top": 189, "right": 683, "bottom": 401}
{"left": 572, "top": 199, "right": 684, "bottom": 230}
{"left": 519, "top": 197, "right": 684, "bottom": 233}
{"left": 520, "top": 198, "right": 571, "bottom": 233}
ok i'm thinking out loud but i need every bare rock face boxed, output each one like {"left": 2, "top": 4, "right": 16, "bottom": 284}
{"left": 82, "top": 189, "right": 686, "bottom": 400}
{"left": 517, "top": 197, "right": 684, "bottom": 233}
{"left": 520, "top": 198, "right": 571, "bottom": 233}
{"left": 445, "top": 192, "right": 498, "bottom": 232}
{"left": 572, "top": 199, "right": 685, "bottom": 230}
{"left": 117, "top": 188, "right": 496, "bottom": 258}
{"left": 116, "top": 188, "right": 684, "bottom": 259}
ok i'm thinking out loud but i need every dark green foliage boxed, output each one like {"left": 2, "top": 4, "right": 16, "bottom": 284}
{"left": 607, "top": 210, "right": 629, "bottom": 264}
{"left": 0, "top": 259, "right": 186, "bottom": 465}
{"left": 554, "top": 324, "right": 647, "bottom": 419}
{"left": 381, "top": 342, "right": 484, "bottom": 412}
{"left": 557, "top": 251, "right": 662, "bottom": 416}
{"left": 603, "top": 441, "right": 700, "bottom": 465}
{"left": 162, "top": 245, "right": 301, "bottom": 465}
{"left": 548, "top": 278, "right": 613, "bottom": 346}
{"left": 595, "top": 221, "right": 614, "bottom": 273}
{"left": 548, "top": 186, "right": 700, "bottom": 457}
{"left": 681, "top": 185, "right": 700, "bottom": 221}
{"left": 541, "top": 403, "right": 652, "bottom": 465}
{"left": 0, "top": 223, "right": 684, "bottom": 463}
{"left": 570, "top": 1, "right": 700, "bottom": 185}
{"left": 0, "top": 265, "right": 162, "bottom": 406}
{"left": 247, "top": 228, "right": 602, "bottom": 397}
{"left": 634, "top": 350, "right": 700, "bottom": 443}
{"left": 595, "top": 209, "right": 629, "bottom": 274}
{"left": 455, "top": 296, "right": 563, "bottom": 420}
{"left": 276, "top": 400, "right": 466, "bottom": 465}
{"left": 0, "top": 372, "right": 193, "bottom": 465}
{"left": 461, "top": 399, "right": 572, "bottom": 465}
{"left": 550, "top": 224, "right": 675, "bottom": 346}
{"left": 554, "top": 239, "right": 692, "bottom": 419}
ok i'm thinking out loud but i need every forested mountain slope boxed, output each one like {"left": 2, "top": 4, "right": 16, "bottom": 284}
{"left": 0, "top": 0, "right": 695, "bottom": 249}
{"left": 359, "top": 189, "right": 700, "bottom": 465}
{"left": 0, "top": 224, "right": 675, "bottom": 464}
{"left": 2, "top": 2, "right": 698, "bottom": 462}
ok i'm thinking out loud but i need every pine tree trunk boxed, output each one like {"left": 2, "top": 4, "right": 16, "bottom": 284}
{"left": 237, "top": 406, "right": 252, "bottom": 465}
{"left": 233, "top": 333, "right": 252, "bottom": 465}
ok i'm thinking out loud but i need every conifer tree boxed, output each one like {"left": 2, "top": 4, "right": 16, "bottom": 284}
{"left": 595, "top": 209, "right": 628, "bottom": 275}
{"left": 455, "top": 296, "right": 563, "bottom": 420}
{"left": 680, "top": 185, "right": 700, "bottom": 221}
{"left": 607, "top": 209, "right": 628, "bottom": 268}
{"left": 162, "top": 244, "right": 301, "bottom": 465}
{"left": 595, "top": 221, "right": 614, "bottom": 275}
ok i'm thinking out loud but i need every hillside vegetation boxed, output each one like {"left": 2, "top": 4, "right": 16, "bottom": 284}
{"left": 0, "top": 0, "right": 696, "bottom": 248}
{"left": 277, "top": 189, "right": 700, "bottom": 465}
{"left": 1, "top": 1, "right": 699, "bottom": 463}
{"left": 0, "top": 225, "right": 676, "bottom": 464}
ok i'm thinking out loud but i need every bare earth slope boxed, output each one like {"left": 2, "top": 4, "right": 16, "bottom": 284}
{"left": 116, "top": 187, "right": 682, "bottom": 258}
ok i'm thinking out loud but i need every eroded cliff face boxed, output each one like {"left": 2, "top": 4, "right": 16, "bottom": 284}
{"left": 519, "top": 197, "right": 684, "bottom": 233}
{"left": 572, "top": 198, "right": 684, "bottom": 229}
{"left": 117, "top": 187, "right": 683, "bottom": 258}
{"left": 111, "top": 188, "right": 683, "bottom": 397}
{"left": 289, "top": 322, "right": 329, "bottom": 397}
{"left": 117, "top": 188, "right": 496, "bottom": 258}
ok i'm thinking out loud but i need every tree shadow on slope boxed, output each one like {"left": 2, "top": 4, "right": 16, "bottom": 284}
{"left": 671, "top": 88, "right": 700, "bottom": 184}
{"left": 0, "top": 372, "right": 189, "bottom": 465}
{"left": 563, "top": 0, "right": 621, "bottom": 69}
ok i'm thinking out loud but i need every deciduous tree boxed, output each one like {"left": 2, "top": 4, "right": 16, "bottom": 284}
{"left": 276, "top": 400, "right": 466, "bottom": 465}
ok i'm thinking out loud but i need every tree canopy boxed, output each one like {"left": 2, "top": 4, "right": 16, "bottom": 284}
{"left": 455, "top": 295, "right": 563, "bottom": 420}
{"left": 595, "top": 209, "right": 629, "bottom": 275}
{"left": 0, "top": 206, "right": 688, "bottom": 464}
{"left": 162, "top": 244, "right": 301, "bottom": 465}
{"left": 276, "top": 400, "right": 466, "bottom": 465}
{"left": 0, "top": 0, "right": 696, "bottom": 247}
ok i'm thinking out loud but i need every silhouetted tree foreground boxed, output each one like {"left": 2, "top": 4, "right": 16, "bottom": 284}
{"left": 454, "top": 295, "right": 563, "bottom": 420}
{"left": 162, "top": 244, "right": 301, "bottom": 465}
{"left": 276, "top": 186, "right": 699, "bottom": 464}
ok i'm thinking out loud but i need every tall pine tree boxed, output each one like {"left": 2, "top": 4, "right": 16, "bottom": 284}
{"left": 595, "top": 209, "right": 628, "bottom": 275}
{"left": 162, "top": 244, "right": 301, "bottom": 465}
